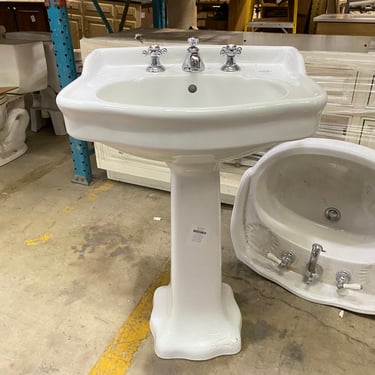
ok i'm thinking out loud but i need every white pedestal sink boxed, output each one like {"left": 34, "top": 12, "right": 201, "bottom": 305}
{"left": 57, "top": 44, "right": 327, "bottom": 360}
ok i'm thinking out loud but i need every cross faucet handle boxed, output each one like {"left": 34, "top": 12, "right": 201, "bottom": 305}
{"left": 187, "top": 37, "right": 199, "bottom": 47}
{"left": 220, "top": 45, "right": 242, "bottom": 72}
{"left": 142, "top": 45, "right": 167, "bottom": 57}
{"left": 142, "top": 45, "right": 167, "bottom": 73}
{"left": 220, "top": 45, "right": 242, "bottom": 57}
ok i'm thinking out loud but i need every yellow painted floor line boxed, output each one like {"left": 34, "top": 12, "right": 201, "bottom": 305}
{"left": 88, "top": 264, "right": 170, "bottom": 375}
{"left": 24, "top": 233, "right": 52, "bottom": 246}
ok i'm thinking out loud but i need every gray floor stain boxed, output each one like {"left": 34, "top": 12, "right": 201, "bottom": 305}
{"left": 110, "top": 246, "right": 130, "bottom": 257}
{"left": 283, "top": 342, "right": 304, "bottom": 363}
{"left": 71, "top": 224, "right": 131, "bottom": 260}
{"left": 36, "top": 362, "right": 61, "bottom": 374}
{"left": 277, "top": 341, "right": 305, "bottom": 371}
{"left": 58, "top": 280, "right": 88, "bottom": 306}
{"left": 71, "top": 244, "right": 92, "bottom": 260}
{"left": 247, "top": 320, "right": 274, "bottom": 342}
{"left": 279, "top": 328, "right": 288, "bottom": 339}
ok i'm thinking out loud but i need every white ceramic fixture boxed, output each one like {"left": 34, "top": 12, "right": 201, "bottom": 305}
{"left": 56, "top": 45, "right": 327, "bottom": 360}
{"left": 0, "top": 90, "right": 29, "bottom": 166}
{"left": 0, "top": 40, "right": 48, "bottom": 166}
{"left": 231, "top": 138, "right": 375, "bottom": 315}
{"left": 0, "top": 40, "right": 48, "bottom": 94}
{"left": 5, "top": 32, "right": 66, "bottom": 135}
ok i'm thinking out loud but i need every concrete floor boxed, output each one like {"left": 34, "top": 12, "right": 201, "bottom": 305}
{"left": 1, "top": 127, "right": 374, "bottom": 375}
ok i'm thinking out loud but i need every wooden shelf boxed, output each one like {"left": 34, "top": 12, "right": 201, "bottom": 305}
{"left": 197, "top": 1, "right": 228, "bottom": 30}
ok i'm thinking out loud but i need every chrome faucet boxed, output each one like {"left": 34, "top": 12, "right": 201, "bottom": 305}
{"left": 336, "top": 271, "right": 363, "bottom": 291}
{"left": 220, "top": 45, "right": 242, "bottom": 72}
{"left": 182, "top": 37, "right": 205, "bottom": 72}
{"left": 304, "top": 243, "right": 324, "bottom": 284}
{"left": 143, "top": 45, "right": 167, "bottom": 73}
{"left": 266, "top": 250, "right": 295, "bottom": 270}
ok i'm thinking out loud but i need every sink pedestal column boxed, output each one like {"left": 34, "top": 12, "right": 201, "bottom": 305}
{"left": 150, "top": 161, "right": 242, "bottom": 360}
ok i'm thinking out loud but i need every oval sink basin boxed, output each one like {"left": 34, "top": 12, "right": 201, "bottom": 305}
{"left": 97, "top": 76, "right": 288, "bottom": 108}
{"left": 57, "top": 45, "right": 327, "bottom": 163}
{"left": 231, "top": 138, "right": 375, "bottom": 315}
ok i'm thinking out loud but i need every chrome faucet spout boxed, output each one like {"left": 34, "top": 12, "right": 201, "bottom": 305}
{"left": 307, "top": 243, "right": 323, "bottom": 272}
{"left": 182, "top": 37, "right": 205, "bottom": 72}
{"left": 304, "top": 243, "right": 324, "bottom": 284}
{"left": 190, "top": 53, "right": 202, "bottom": 70}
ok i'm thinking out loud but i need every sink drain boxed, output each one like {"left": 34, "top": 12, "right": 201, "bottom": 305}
{"left": 324, "top": 207, "right": 341, "bottom": 222}
{"left": 188, "top": 84, "right": 197, "bottom": 93}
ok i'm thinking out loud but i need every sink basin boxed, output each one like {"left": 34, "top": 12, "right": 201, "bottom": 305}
{"left": 231, "top": 138, "right": 375, "bottom": 314}
{"left": 56, "top": 45, "right": 327, "bottom": 361}
{"left": 57, "top": 45, "right": 326, "bottom": 163}
{"left": 97, "top": 76, "right": 287, "bottom": 107}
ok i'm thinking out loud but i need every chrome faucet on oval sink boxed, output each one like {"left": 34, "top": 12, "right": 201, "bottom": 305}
{"left": 182, "top": 37, "right": 205, "bottom": 72}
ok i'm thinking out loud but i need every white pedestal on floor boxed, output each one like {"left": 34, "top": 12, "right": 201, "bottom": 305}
{"left": 150, "top": 161, "right": 242, "bottom": 360}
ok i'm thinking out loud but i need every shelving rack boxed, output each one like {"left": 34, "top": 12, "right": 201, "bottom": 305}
{"left": 245, "top": 0, "right": 299, "bottom": 34}
{"left": 44, "top": 0, "right": 166, "bottom": 184}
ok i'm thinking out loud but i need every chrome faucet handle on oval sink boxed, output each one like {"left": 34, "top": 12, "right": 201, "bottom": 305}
{"left": 142, "top": 45, "right": 167, "bottom": 73}
{"left": 220, "top": 45, "right": 242, "bottom": 72}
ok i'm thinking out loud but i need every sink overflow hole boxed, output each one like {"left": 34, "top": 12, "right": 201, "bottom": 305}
{"left": 188, "top": 84, "right": 197, "bottom": 93}
{"left": 324, "top": 207, "right": 341, "bottom": 222}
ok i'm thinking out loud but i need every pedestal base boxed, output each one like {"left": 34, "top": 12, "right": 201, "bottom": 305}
{"left": 149, "top": 162, "right": 242, "bottom": 360}
{"left": 0, "top": 104, "right": 29, "bottom": 167}
{"left": 150, "top": 282, "right": 242, "bottom": 360}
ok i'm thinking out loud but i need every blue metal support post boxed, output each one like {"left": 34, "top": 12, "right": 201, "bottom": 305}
{"left": 45, "top": 0, "right": 93, "bottom": 185}
{"left": 152, "top": 0, "right": 166, "bottom": 28}
{"left": 91, "top": 0, "right": 113, "bottom": 33}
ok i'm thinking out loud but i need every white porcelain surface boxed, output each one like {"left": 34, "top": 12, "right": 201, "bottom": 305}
{"left": 97, "top": 76, "right": 287, "bottom": 107}
{"left": 56, "top": 45, "right": 327, "bottom": 360}
{"left": 0, "top": 96, "right": 29, "bottom": 166}
{"left": 0, "top": 40, "right": 48, "bottom": 94}
{"left": 57, "top": 45, "right": 326, "bottom": 163}
{"left": 5, "top": 32, "right": 60, "bottom": 93}
{"left": 231, "top": 138, "right": 375, "bottom": 315}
